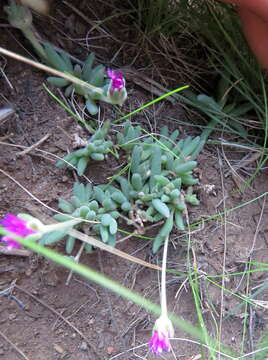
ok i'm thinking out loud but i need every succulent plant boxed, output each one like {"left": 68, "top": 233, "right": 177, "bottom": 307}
{"left": 39, "top": 182, "right": 123, "bottom": 252}
{"left": 56, "top": 121, "right": 113, "bottom": 175}
{"left": 113, "top": 123, "right": 202, "bottom": 252}
{"left": 40, "top": 183, "right": 95, "bottom": 253}
{"left": 44, "top": 47, "right": 108, "bottom": 115}
{"left": 5, "top": 2, "right": 128, "bottom": 115}
{"left": 51, "top": 122, "right": 202, "bottom": 254}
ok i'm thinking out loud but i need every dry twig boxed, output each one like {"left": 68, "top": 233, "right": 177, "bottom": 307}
{"left": 0, "top": 245, "right": 31, "bottom": 257}
{"left": 0, "top": 329, "right": 29, "bottom": 360}
{"left": 17, "top": 133, "right": 50, "bottom": 156}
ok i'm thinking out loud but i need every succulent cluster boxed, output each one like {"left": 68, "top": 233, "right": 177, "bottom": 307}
{"left": 43, "top": 122, "right": 201, "bottom": 253}
{"left": 41, "top": 182, "right": 125, "bottom": 252}
{"left": 44, "top": 47, "right": 108, "bottom": 115}
{"left": 40, "top": 183, "right": 94, "bottom": 253}
{"left": 4, "top": 1, "right": 127, "bottom": 114}
{"left": 56, "top": 122, "right": 113, "bottom": 175}
{"left": 115, "top": 122, "right": 201, "bottom": 252}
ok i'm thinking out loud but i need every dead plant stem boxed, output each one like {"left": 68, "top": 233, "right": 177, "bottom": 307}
{"left": 0, "top": 47, "right": 102, "bottom": 93}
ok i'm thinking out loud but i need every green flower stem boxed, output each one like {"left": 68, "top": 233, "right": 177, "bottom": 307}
{"left": 160, "top": 235, "right": 169, "bottom": 316}
{"left": 42, "top": 219, "right": 82, "bottom": 233}
{"left": 21, "top": 28, "right": 47, "bottom": 61}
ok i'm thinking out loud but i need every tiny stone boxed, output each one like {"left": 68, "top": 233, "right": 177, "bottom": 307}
{"left": 79, "top": 341, "right": 88, "bottom": 351}
{"left": 54, "top": 344, "right": 64, "bottom": 354}
{"left": 62, "top": 176, "right": 68, "bottom": 182}
{"left": 25, "top": 268, "right": 32, "bottom": 276}
{"left": 71, "top": 333, "right": 76, "bottom": 339}
{"left": 8, "top": 313, "right": 16, "bottom": 321}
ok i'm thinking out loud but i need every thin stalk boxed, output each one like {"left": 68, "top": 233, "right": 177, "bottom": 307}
{"left": 43, "top": 219, "right": 82, "bottom": 233}
{"left": 160, "top": 235, "right": 169, "bottom": 316}
{"left": 21, "top": 28, "right": 47, "bottom": 61}
{"left": 0, "top": 47, "right": 103, "bottom": 94}
{"left": 114, "top": 85, "right": 189, "bottom": 123}
{"left": 43, "top": 84, "right": 95, "bottom": 133}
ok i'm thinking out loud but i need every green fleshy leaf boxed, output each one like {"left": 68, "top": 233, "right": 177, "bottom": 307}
{"left": 39, "top": 229, "right": 69, "bottom": 245}
{"left": 86, "top": 99, "right": 98, "bottom": 115}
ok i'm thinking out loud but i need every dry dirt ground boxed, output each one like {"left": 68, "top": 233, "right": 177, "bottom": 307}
{"left": 0, "top": 2, "right": 268, "bottom": 360}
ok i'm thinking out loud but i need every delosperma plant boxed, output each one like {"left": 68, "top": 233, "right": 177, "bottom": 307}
{"left": 56, "top": 121, "right": 113, "bottom": 175}
{"left": 4, "top": 1, "right": 127, "bottom": 115}
{"left": 3, "top": 2, "right": 268, "bottom": 358}
{"left": 3, "top": 1, "right": 201, "bottom": 256}
{"left": 43, "top": 121, "right": 201, "bottom": 254}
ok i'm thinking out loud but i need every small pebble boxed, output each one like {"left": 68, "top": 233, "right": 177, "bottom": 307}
{"left": 25, "top": 268, "right": 32, "bottom": 276}
{"left": 54, "top": 344, "right": 64, "bottom": 354}
{"left": 8, "top": 313, "right": 16, "bottom": 321}
{"left": 79, "top": 341, "right": 88, "bottom": 351}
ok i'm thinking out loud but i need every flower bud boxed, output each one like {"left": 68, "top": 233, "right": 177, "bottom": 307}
{"left": 4, "top": 2, "right": 33, "bottom": 30}
{"left": 149, "top": 315, "right": 174, "bottom": 354}
{"left": 105, "top": 69, "right": 127, "bottom": 106}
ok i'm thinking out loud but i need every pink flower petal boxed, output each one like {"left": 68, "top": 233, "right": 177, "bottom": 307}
{"left": 149, "top": 330, "right": 172, "bottom": 354}
{"left": 107, "top": 69, "right": 125, "bottom": 91}
{"left": 1, "top": 214, "right": 36, "bottom": 249}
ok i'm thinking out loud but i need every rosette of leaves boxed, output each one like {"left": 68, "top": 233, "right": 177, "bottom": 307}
{"left": 90, "top": 184, "right": 132, "bottom": 247}
{"left": 116, "top": 120, "right": 143, "bottom": 151}
{"left": 5, "top": 2, "right": 127, "bottom": 114}
{"left": 56, "top": 123, "right": 113, "bottom": 176}
{"left": 43, "top": 46, "right": 108, "bottom": 115}
{"left": 39, "top": 183, "right": 94, "bottom": 253}
{"left": 5, "top": 2, "right": 128, "bottom": 113}
{"left": 114, "top": 123, "right": 202, "bottom": 252}
{"left": 45, "top": 124, "right": 203, "bottom": 255}
{"left": 42, "top": 182, "right": 131, "bottom": 252}
{"left": 40, "top": 182, "right": 121, "bottom": 252}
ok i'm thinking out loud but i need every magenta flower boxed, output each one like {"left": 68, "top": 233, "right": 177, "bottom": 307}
{"left": 149, "top": 315, "right": 174, "bottom": 355}
{"left": 0, "top": 213, "right": 36, "bottom": 249}
{"left": 107, "top": 69, "right": 125, "bottom": 91}
{"left": 149, "top": 330, "right": 172, "bottom": 354}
